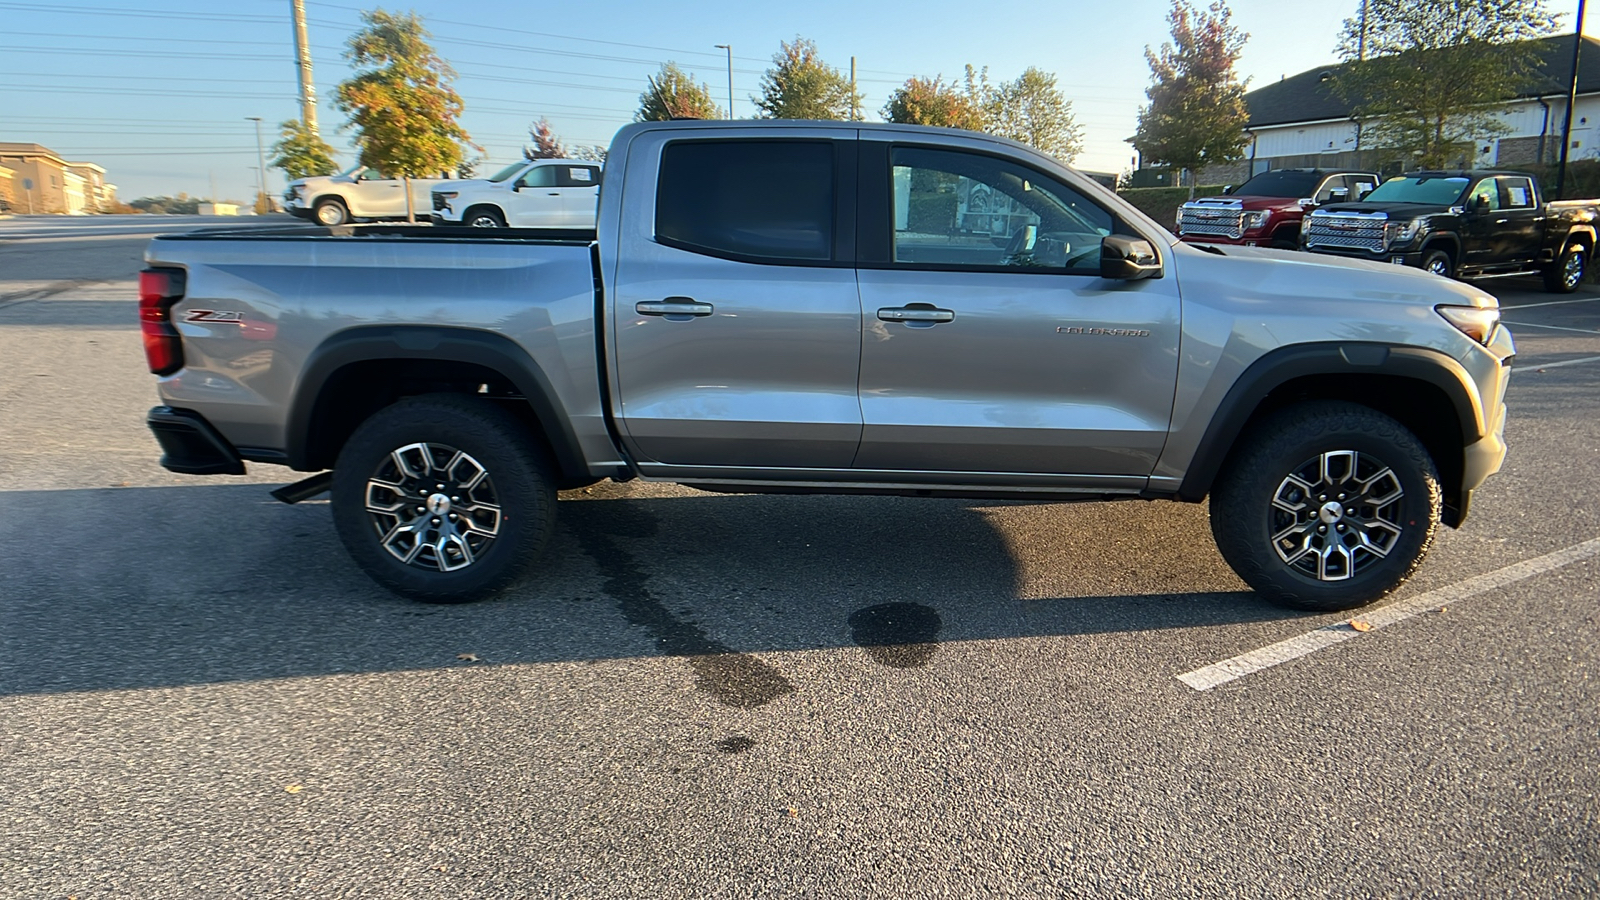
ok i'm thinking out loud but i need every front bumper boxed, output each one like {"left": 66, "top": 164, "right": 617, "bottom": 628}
{"left": 285, "top": 205, "right": 313, "bottom": 220}
{"left": 147, "top": 406, "right": 246, "bottom": 475}
{"left": 1304, "top": 245, "right": 1426, "bottom": 268}
{"left": 1178, "top": 234, "right": 1272, "bottom": 247}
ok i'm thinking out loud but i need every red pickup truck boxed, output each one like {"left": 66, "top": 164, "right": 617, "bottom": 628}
{"left": 1176, "top": 168, "right": 1380, "bottom": 249}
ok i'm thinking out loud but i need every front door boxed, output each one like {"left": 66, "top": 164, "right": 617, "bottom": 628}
{"left": 610, "top": 132, "right": 863, "bottom": 472}
{"left": 1461, "top": 177, "right": 1503, "bottom": 267}
{"left": 853, "top": 141, "right": 1181, "bottom": 480}
{"left": 509, "top": 165, "right": 565, "bottom": 228}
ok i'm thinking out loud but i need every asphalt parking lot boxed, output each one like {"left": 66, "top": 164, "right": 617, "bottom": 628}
{"left": 1, "top": 216, "right": 1596, "bottom": 898}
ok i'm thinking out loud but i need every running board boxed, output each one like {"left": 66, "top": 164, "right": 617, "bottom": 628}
{"left": 270, "top": 471, "right": 333, "bottom": 504}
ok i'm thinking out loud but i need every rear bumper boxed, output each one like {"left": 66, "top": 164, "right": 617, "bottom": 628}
{"left": 147, "top": 406, "right": 246, "bottom": 475}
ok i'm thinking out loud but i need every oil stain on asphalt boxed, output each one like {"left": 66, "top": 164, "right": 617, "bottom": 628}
{"left": 848, "top": 602, "right": 943, "bottom": 668}
{"left": 565, "top": 500, "right": 796, "bottom": 709}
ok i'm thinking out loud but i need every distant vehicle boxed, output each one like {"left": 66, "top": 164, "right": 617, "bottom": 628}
{"left": 1177, "top": 168, "right": 1380, "bottom": 249}
{"left": 1303, "top": 169, "right": 1599, "bottom": 293}
{"left": 284, "top": 165, "right": 449, "bottom": 226}
{"left": 430, "top": 159, "right": 602, "bottom": 228}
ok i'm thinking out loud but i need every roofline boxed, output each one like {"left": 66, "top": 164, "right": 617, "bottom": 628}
{"left": 1247, "top": 90, "right": 1600, "bottom": 130}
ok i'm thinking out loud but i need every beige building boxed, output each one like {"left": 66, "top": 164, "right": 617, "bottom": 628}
{"left": 0, "top": 163, "right": 14, "bottom": 213}
{"left": 0, "top": 143, "right": 116, "bottom": 214}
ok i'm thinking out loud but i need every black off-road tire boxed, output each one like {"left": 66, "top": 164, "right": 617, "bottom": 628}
{"left": 1543, "top": 242, "right": 1587, "bottom": 293}
{"left": 465, "top": 206, "right": 507, "bottom": 228}
{"left": 313, "top": 197, "right": 350, "bottom": 226}
{"left": 1421, "top": 248, "right": 1455, "bottom": 280}
{"left": 1210, "top": 401, "right": 1441, "bottom": 612}
{"left": 331, "top": 393, "right": 557, "bottom": 603}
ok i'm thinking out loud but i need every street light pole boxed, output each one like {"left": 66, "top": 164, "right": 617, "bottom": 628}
{"left": 714, "top": 44, "right": 733, "bottom": 119}
{"left": 246, "top": 116, "right": 267, "bottom": 213}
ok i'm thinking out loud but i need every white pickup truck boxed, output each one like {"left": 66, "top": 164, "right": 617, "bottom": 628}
{"left": 285, "top": 165, "right": 448, "bottom": 226}
{"left": 430, "top": 158, "right": 602, "bottom": 228}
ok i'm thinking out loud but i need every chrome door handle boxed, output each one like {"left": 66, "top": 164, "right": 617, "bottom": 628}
{"left": 636, "top": 298, "right": 714, "bottom": 317}
{"left": 877, "top": 306, "right": 955, "bottom": 323}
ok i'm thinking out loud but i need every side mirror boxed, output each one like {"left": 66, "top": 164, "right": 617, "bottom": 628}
{"left": 1100, "top": 235, "right": 1162, "bottom": 281}
{"left": 1222, "top": 185, "right": 1234, "bottom": 195}
{"left": 1471, "top": 195, "right": 1490, "bottom": 213}
{"left": 1328, "top": 187, "right": 1350, "bottom": 202}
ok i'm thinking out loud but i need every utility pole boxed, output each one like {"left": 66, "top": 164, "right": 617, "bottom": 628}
{"left": 714, "top": 44, "right": 733, "bottom": 119}
{"left": 850, "top": 56, "right": 859, "bottom": 121}
{"left": 1558, "top": 0, "right": 1586, "bottom": 200}
{"left": 1358, "top": 0, "right": 1368, "bottom": 61}
{"left": 247, "top": 116, "right": 267, "bottom": 212}
{"left": 292, "top": 0, "right": 318, "bottom": 133}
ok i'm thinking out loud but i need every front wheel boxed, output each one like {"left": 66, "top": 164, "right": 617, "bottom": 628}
{"left": 1421, "top": 248, "right": 1455, "bottom": 279}
{"left": 465, "top": 207, "right": 507, "bottom": 228}
{"left": 1210, "top": 401, "right": 1441, "bottom": 611}
{"left": 1543, "top": 243, "right": 1587, "bottom": 293}
{"left": 313, "top": 197, "right": 350, "bottom": 226}
{"left": 330, "top": 394, "right": 557, "bottom": 603}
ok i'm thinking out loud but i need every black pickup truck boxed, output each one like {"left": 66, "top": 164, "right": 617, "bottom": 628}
{"left": 1301, "top": 170, "right": 1599, "bottom": 293}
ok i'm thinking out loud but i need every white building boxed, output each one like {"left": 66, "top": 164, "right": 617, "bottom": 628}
{"left": 1198, "top": 34, "right": 1600, "bottom": 183}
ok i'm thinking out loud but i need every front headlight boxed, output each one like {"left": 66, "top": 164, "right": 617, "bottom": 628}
{"left": 1435, "top": 304, "right": 1501, "bottom": 345}
{"left": 436, "top": 191, "right": 459, "bottom": 199}
{"left": 1386, "top": 217, "right": 1427, "bottom": 245}
{"left": 1243, "top": 210, "right": 1271, "bottom": 232}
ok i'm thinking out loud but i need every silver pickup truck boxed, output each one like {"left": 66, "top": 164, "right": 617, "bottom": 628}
{"left": 141, "top": 120, "right": 1514, "bottom": 611}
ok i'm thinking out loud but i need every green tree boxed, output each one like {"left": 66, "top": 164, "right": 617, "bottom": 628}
{"left": 1333, "top": 0, "right": 1558, "bottom": 168}
{"left": 269, "top": 119, "right": 338, "bottom": 180}
{"left": 524, "top": 118, "right": 567, "bottom": 160}
{"left": 333, "top": 8, "right": 475, "bottom": 220}
{"left": 755, "top": 38, "right": 861, "bottom": 120}
{"left": 1131, "top": 0, "right": 1251, "bottom": 198}
{"left": 637, "top": 62, "right": 722, "bottom": 121}
{"left": 882, "top": 73, "right": 986, "bottom": 130}
{"left": 984, "top": 67, "right": 1084, "bottom": 163}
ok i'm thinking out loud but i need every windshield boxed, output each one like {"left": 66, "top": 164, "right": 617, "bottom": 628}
{"left": 487, "top": 161, "right": 528, "bottom": 183}
{"left": 337, "top": 164, "right": 365, "bottom": 179}
{"left": 1231, "top": 170, "right": 1322, "bottom": 198}
{"left": 1364, "top": 175, "right": 1471, "bottom": 205}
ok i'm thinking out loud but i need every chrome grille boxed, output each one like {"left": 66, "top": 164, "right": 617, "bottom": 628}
{"left": 1179, "top": 200, "right": 1245, "bottom": 239}
{"left": 1305, "top": 212, "right": 1388, "bottom": 253}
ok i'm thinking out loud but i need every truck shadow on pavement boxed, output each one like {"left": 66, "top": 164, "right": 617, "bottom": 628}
{"left": 0, "top": 482, "right": 1302, "bottom": 699}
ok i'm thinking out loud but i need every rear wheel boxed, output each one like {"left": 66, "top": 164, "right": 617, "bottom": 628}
{"left": 1210, "top": 401, "right": 1441, "bottom": 611}
{"left": 331, "top": 394, "right": 557, "bottom": 603}
{"left": 1543, "top": 242, "right": 1587, "bottom": 293}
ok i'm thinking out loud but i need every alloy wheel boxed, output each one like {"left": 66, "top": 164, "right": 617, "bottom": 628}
{"left": 363, "top": 442, "right": 502, "bottom": 571}
{"left": 1268, "top": 449, "right": 1405, "bottom": 581}
{"left": 1564, "top": 248, "right": 1585, "bottom": 290}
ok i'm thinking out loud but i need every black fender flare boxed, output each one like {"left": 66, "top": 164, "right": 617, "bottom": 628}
{"left": 1418, "top": 233, "right": 1462, "bottom": 264}
{"left": 1176, "top": 341, "right": 1485, "bottom": 503}
{"left": 286, "top": 325, "right": 587, "bottom": 477}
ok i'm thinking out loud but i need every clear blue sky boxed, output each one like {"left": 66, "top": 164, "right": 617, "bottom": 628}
{"left": 3, "top": 0, "right": 1595, "bottom": 202}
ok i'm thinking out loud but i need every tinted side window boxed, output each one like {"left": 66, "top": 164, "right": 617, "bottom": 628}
{"left": 656, "top": 140, "right": 834, "bottom": 262}
{"left": 1499, "top": 176, "right": 1535, "bottom": 209}
{"left": 518, "top": 166, "right": 557, "bottom": 188}
{"left": 559, "top": 165, "right": 601, "bottom": 187}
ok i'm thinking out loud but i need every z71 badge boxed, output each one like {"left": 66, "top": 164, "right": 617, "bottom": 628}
{"left": 184, "top": 310, "right": 245, "bottom": 324}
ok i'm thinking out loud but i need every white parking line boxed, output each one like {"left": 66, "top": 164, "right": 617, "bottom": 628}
{"left": 1503, "top": 320, "right": 1600, "bottom": 335}
{"left": 1513, "top": 353, "right": 1600, "bottom": 372}
{"left": 1177, "top": 538, "right": 1600, "bottom": 692}
{"left": 1499, "top": 295, "right": 1600, "bottom": 309}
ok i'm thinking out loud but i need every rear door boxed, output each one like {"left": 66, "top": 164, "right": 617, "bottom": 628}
{"left": 555, "top": 163, "right": 602, "bottom": 227}
{"left": 1495, "top": 175, "right": 1543, "bottom": 264}
{"left": 608, "top": 129, "right": 863, "bottom": 474}
{"left": 852, "top": 138, "right": 1181, "bottom": 482}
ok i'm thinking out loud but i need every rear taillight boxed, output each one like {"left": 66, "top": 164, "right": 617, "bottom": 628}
{"left": 139, "top": 267, "right": 186, "bottom": 375}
